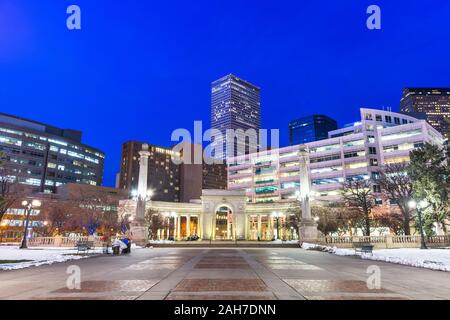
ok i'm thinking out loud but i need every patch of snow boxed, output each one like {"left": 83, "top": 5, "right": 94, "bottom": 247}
{"left": 0, "top": 246, "right": 102, "bottom": 271}
{"left": 148, "top": 240, "right": 175, "bottom": 244}
{"left": 301, "top": 242, "right": 450, "bottom": 272}
{"left": 270, "top": 239, "right": 299, "bottom": 244}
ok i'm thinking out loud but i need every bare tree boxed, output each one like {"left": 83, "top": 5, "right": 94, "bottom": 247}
{"left": 0, "top": 166, "right": 26, "bottom": 223}
{"left": 66, "top": 185, "right": 121, "bottom": 235}
{"left": 372, "top": 204, "right": 404, "bottom": 235}
{"left": 378, "top": 163, "right": 414, "bottom": 235}
{"left": 342, "top": 179, "right": 374, "bottom": 236}
{"left": 42, "top": 200, "right": 82, "bottom": 235}
{"left": 144, "top": 208, "right": 164, "bottom": 240}
{"left": 312, "top": 202, "right": 361, "bottom": 236}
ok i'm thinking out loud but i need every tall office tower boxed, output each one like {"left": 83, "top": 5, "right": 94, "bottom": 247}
{"left": 400, "top": 88, "right": 450, "bottom": 136}
{"left": 211, "top": 74, "right": 261, "bottom": 161}
{"left": 118, "top": 141, "right": 181, "bottom": 202}
{"left": 0, "top": 112, "right": 104, "bottom": 193}
{"left": 289, "top": 115, "right": 338, "bottom": 145}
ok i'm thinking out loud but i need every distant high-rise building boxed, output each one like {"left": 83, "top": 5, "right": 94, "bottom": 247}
{"left": 289, "top": 115, "right": 337, "bottom": 145}
{"left": 400, "top": 88, "right": 450, "bottom": 136}
{"left": 119, "top": 141, "right": 227, "bottom": 203}
{"left": 118, "top": 141, "right": 181, "bottom": 202}
{"left": 211, "top": 74, "right": 261, "bottom": 160}
{"left": 0, "top": 112, "right": 104, "bottom": 193}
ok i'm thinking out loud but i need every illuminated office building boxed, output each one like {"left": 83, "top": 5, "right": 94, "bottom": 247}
{"left": 211, "top": 74, "right": 261, "bottom": 160}
{"left": 400, "top": 88, "right": 450, "bottom": 137}
{"left": 0, "top": 112, "right": 104, "bottom": 193}
{"left": 227, "top": 108, "right": 444, "bottom": 203}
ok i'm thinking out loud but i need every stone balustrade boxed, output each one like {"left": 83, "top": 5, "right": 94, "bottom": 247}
{"left": 27, "top": 236, "right": 104, "bottom": 248}
{"left": 313, "top": 235, "right": 450, "bottom": 249}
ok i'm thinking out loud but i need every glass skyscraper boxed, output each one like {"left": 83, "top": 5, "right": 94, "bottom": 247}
{"left": 211, "top": 74, "right": 261, "bottom": 160}
{"left": 289, "top": 115, "right": 337, "bottom": 145}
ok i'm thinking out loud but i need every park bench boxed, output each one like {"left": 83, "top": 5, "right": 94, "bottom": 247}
{"left": 352, "top": 242, "right": 374, "bottom": 255}
{"left": 75, "top": 241, "right": 94, "bottom": 254}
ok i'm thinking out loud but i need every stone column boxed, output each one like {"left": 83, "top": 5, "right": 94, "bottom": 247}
{"left": 298, "top": 145, "right": 318, "bottom": 241}
{"left": 269, "top": 215, "right": 274, "bottom": 240}
{"left": 186, "top": 214, "right": 191, "bottom": 237}
{"left": 176, "top": 216, "right": 181, "bottom": 241}
{"left": 166, "top": 217, "right": 170, "bottom": 240}
{"left": 131, "top": 144, "right": 151, "bottom": 246}
{"left": 198, "top": 214, "right": 202, "bottom": 239}
{"left": 257, "top": 215, "right": 262, "bottom": 240}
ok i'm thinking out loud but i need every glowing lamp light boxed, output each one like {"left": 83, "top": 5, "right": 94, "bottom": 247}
{"left": 409, "top": 200, "right": 428, "bottom": 210}
{"left": 272, "top": 211, "right": 282, "bottom": 218}
{"left": 31, "top": 199, "right": 41, "bottom": 207}
{"left": 408, "top": 200, "right": 417, "bottom": 209}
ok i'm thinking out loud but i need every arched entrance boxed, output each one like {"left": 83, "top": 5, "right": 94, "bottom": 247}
{"left": 214, "top": 205, "right": 233, "bottom": 240}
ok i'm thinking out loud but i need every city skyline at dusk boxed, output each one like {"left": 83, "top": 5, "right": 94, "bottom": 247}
{"left": 2, "top": 1, "right": 450, "bottom": 187}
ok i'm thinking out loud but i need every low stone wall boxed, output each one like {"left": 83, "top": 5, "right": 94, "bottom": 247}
{"left": 311, "top": 235, "right": 450, "bottom": 249}
{"left": 28, "top": 236, "right": 104, "bottom": 248}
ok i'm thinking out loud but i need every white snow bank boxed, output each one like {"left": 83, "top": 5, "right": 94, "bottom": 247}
{"left": 148, "top": 240, "right": 175, "bottom": 244}
{"left": 301, "top": 243, "right": 450, "bottom": 272}
{"left": 270, "top": 239, "right": 299, "bottom": 244}
{"left": 0, "top": 246, "right": 102, "bottom": 271}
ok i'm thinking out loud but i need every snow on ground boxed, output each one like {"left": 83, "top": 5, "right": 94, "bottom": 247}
{"left": 0, "top": 246, "right": 103, "bottom": 271}
{"left": 270, "top": 239, "right": 299, "bottom": 244}
{"left": 148, "top": 240, "right": 175, "bottom": 244}
{"left": 302, "top": 242, "right": 450, "bottom": 272}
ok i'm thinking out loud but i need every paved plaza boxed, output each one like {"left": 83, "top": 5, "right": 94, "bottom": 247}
{"left": 0, "top": 247, "right": 449, "bottom": 300}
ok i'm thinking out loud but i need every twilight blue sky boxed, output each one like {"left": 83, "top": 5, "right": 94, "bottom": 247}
{"left": 1, "top": 0, "right": 450, "bottom": 187}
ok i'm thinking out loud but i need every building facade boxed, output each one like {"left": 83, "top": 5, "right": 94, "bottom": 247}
{"left": 289, "top": 115, "right": 337, "bottom": 145}
{"left": 400, "top": 88, "right": 450, "bottom": 137}
{"left": 227, "top": 108, "right": 445, "bottom": 203}
{"left": 118, "top": 141, "right": 227, "bottom": 203}
{"left": 118, "top": 141, "right": 181, "bottom": 202}
{"left": 0, "top": 113, "right": 104, "bottom": 193}
{"left": 120, "top": 189, "right": 302, "bottom": 241}
{"left": 211, "top": 74, "right": 261, "bottom": 160}
{"left": 203, "top": 163, "right": 227, "bottom": 190}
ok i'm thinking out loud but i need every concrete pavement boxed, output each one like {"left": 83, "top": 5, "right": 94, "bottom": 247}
{"left": 0, "top": 247, "right": 449, "bottom": 300}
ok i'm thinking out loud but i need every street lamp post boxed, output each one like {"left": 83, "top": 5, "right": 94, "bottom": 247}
{"left": 272, "top": 211, "right": 282, "bottom": 240}
{"left": 408, "top": 200, "right": 428, "bottom": 250}
{"left": 20, "top": 199, "right": 42, "bottom": 249}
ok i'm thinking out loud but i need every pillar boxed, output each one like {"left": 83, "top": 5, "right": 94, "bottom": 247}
{"left": 186, "top": 214, "right": 191, "bottom": 237}
{"left": 298, "top": 145, "right": 318, "bottom": 240}
{"left": 257, "top": 215, "right": 262, "bottom": 240}
{"left": 269, "top": 215, "right": 274, "bottom": 240}
{"left": 198, "top": 215, "right": 202, "bottom": 239}
{"left": 166, "top": 218, "right": 170, "bottom": 240}
{"left": 131, "top": 144, "right": 151, "bottom": 245}
{"left": 176, "top": 216, "right": 181, "bottom": 241}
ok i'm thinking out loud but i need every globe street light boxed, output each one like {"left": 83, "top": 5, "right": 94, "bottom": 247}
{"left": 272, "top": 211, "right": 282, "bottom": 240}
{"left": 20, "top": 199, "right": 42, "bottom": 249}
{"left": 408, "top": 199, "right": 428, "bottom": 250}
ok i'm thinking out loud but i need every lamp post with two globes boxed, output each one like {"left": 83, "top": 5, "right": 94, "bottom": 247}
{"left": 271, "top": 211, "right": 282, "bottom": 240}
{"left": 408, "top": 199, "right": 428, "bottom": 250}
{"left": 20, "top": 199, "right": 42, "bottom": 249}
